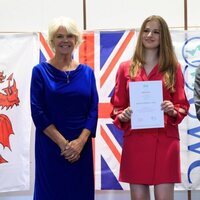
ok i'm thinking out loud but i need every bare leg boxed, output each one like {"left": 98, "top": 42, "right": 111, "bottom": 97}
{"left": 130, "top": 184, "right": 150, "bottom": 200}
{"left": 154, "top": 183, "right": 174, "bottom": 200}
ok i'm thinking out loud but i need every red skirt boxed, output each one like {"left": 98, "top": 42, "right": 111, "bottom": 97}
{"left": 119, "top": 130, "right": 181, "bottom": 185}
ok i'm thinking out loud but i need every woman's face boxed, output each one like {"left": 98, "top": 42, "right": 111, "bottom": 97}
{"left": 52, "top": 26, "right": 76, "bottom": 55}
{"left": 142, "top": 20, "right": 160, "bottom": 50}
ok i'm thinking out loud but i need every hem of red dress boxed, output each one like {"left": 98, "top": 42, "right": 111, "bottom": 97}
{"left": 119, "top": 178, "right": 181, "bottom": 185}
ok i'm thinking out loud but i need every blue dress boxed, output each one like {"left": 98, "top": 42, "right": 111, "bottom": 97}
{"left": 30, "top": 62, "right": 98, "bottom": 200}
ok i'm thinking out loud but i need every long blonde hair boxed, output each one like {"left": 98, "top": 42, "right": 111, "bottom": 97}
{"left": 130, "top": 15, "right": 178, "bottom": 92}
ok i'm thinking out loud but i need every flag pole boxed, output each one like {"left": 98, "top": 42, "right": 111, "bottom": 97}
{"left": 83, "top": 0, "right": 87, "bottom": 30}
{"left": 184, "top": 0, "right": 191, "bottom": 199}
{"left": 184, "top": 0, "right": 188, "bottom": 30}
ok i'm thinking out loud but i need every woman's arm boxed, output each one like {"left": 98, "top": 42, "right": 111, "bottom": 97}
{"left": 166, "top": 65, "right": 190, "bottom": 125}
{"left": 194, "top": 67, "right": 200, "bottom": 121}
{"left": 30, "top": 66, "right": 69, "bottom": 151}
{"left": 110, "top": 61, "right": 131, "bottom": 130}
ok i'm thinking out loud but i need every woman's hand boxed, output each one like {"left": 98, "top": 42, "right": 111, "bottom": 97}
{"left": 68, "top": 138, "right": 85, "bottom": 160}
{"left": 61, "top": 129, "right": 90, "bottom": 163}
{"left": 61, "top": 141, "right": 81, "bottom": 163}
{"left": 161, "top": 100, "right": 177, "bottom": 117}
{"left": 118, "top": 107, "right": 132, "bottom": 122}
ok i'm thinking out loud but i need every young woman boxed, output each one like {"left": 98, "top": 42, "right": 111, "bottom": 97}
{"left": 111, "top": 15, "right": 189, "bottom": 200}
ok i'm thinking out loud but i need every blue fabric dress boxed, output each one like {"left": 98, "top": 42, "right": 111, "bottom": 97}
{"left": 30, "top": 62, "right": 98, "bottom": 200}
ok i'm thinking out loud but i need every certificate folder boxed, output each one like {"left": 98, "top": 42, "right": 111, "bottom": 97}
{"left": 129, "top": 80, "right": 164, "bottom": 129}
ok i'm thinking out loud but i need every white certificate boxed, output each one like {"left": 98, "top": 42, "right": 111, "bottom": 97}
{"left": 129, "top": 80, "right": 164, "bottom": 129}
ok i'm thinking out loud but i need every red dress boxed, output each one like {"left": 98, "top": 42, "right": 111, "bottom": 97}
{"left": 110, "top": 61, "right": 189, "bottom": 185}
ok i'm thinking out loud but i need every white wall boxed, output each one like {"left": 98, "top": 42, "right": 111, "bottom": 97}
{"left": 0, "top": 0, "right": 200, "bottom": 32}
{"left": 0, "top": 0, "right": 200, "bottom": 199}
{"left": 86, "top": 0, "right": 184, "bottom": 30}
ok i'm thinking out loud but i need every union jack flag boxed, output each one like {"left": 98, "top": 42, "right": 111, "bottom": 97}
{"left": 39, "top": 30, "right": 136, "bottom": 190}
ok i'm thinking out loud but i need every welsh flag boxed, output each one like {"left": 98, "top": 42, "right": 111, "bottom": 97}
{"left": 0, "top": 33, "right": 38, "bottom": 192}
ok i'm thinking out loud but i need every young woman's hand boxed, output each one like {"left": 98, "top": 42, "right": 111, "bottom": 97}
{"left": 118, "top": 107, "right": 132, "bottom": 122}
{"left": 161, "top": 100, "right": 177, "bottom": 117}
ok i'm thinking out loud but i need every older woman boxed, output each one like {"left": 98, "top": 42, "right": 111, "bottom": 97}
{"left": 30, "top": 17, "right": 98, "bottom": 200}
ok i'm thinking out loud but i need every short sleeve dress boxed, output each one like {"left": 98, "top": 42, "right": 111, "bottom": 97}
{"left": 30, "top": 62, "right": 98, "bottom": 200}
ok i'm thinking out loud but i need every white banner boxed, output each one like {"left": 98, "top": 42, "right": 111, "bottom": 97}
{"left": 0, "top": 33, "right": 38, "bottom": 192}
{"left": 171, "top": 31, "right": 200, "bottom": 190}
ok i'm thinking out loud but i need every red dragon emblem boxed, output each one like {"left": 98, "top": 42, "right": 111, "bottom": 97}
{"left": 0, "top": 71, "right": 20, "bottom": 164}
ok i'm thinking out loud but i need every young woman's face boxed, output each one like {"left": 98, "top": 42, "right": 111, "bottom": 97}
{"left": 52, "top": 26, "right": 76, "bottom": 55}
{"left": 142, "top": 20, "right": 160, "bottom": 50}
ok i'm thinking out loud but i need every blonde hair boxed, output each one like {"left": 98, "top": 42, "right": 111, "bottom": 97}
{"left": 130, "top": 15, "right": 178, "bottom": 92}
{"left": 47, "top": 16, "right": 82, "bottom": 51}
